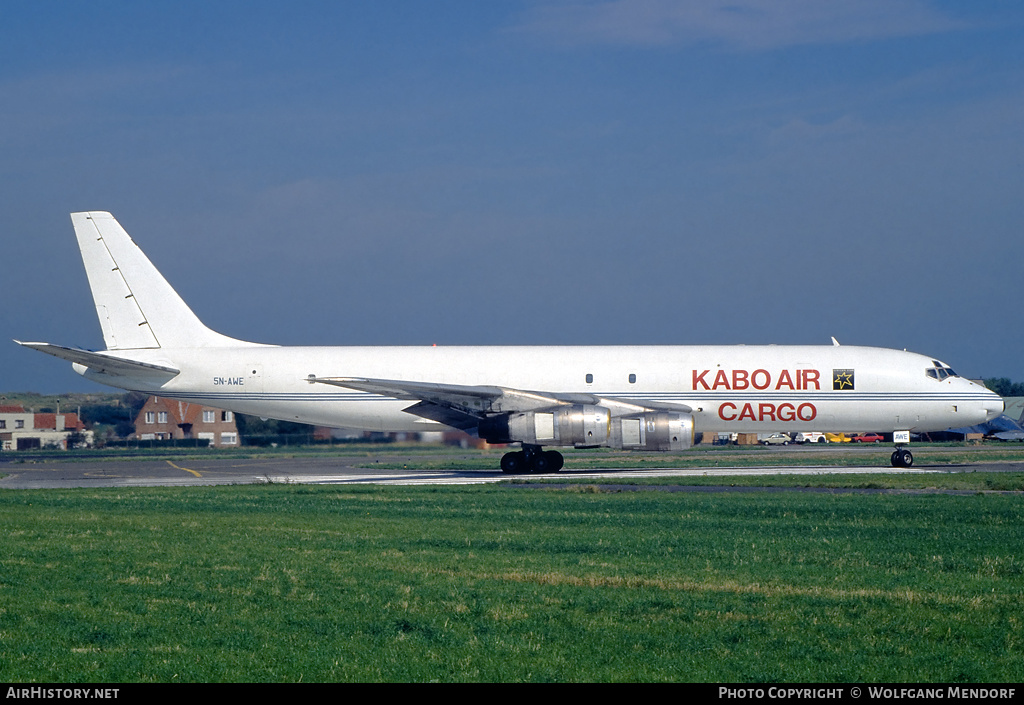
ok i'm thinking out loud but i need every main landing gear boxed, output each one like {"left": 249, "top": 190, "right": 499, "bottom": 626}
{"left": 500, "top": 444, "right": 565, "bottom": 474}
{"left": 890, "top": 446, "right": 914, "bottom": 468}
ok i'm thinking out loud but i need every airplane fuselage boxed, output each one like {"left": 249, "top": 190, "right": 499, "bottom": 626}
{"left": 78, "top": 343, "right": 1001, "bottom": 436}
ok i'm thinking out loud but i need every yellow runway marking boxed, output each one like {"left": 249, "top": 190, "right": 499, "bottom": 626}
{"left": 166, "top": 460, "right": 201, "bottom": 478}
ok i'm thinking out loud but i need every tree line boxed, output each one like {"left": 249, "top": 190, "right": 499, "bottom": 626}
{"left": 983, "top": 378, "right": 1024, "bottom": 397}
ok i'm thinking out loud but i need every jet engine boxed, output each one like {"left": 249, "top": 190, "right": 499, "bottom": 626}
{"left": 478, "top": 405, "right": 694, "bottom": 451}
{"left": 610, "top": 412, "right": 693, "bottom": 451}
{"left": 478, "top": 404, "right": 611, "bottom": 447}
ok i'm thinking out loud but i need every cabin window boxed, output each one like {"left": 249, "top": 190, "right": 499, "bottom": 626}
{"left": 585, "top": 373, "right": 594, "bottom": 384}
{"left": 628, "top": 373, "right": 636, "bottom": 384}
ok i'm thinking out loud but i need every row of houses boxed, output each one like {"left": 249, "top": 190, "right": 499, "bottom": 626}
{"left": 0, "top": 397, "right": 240, "bottom": 450}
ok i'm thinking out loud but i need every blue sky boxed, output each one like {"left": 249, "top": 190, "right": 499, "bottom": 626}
{"left": 3, "top": 1, "right": 1023, "bottom": 394}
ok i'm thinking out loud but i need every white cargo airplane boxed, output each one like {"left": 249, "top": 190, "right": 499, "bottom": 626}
{"left": 18, "top": 212, "right": 1003, "bottom": 472}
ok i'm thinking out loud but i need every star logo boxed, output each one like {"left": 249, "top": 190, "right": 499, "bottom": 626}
{"left": 833, "top": 369, "right": 855, "bottom": 391}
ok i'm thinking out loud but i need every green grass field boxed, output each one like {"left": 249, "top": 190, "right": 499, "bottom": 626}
{"left": 1, "top": 481, "right": 1021, "bottom": 682}
{"left": 519, "top": 471, "right": 1024, "bottom": 492}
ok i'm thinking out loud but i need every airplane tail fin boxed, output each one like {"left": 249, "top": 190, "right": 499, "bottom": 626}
{"left": 71, "top": 211, "right": 246, "bottom": 350}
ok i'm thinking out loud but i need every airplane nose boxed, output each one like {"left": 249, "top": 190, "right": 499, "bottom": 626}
{"left": 983, "top": 392, "right": 1005, "bottom": 422}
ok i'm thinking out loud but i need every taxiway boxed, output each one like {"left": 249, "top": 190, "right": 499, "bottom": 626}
{"left": 3, "top": 453, "right": 1019, "bottom": 489}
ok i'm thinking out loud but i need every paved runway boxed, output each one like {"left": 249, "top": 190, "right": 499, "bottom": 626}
{"left": 2, "top": 452, "right": 1005, "bottom": 489}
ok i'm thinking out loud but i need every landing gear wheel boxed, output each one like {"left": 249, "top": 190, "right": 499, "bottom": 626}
{"left": 526, "top": 449, "right": 564, "bottom": 473}
{"left": 533, "top": 453, "right": 554, "bottom": 473}
{"left": 501, "top": 451, "right": 527, "bottom": 474}
{"left": 547, "top": 450, "right": 564, "bottom": 472}
{"left": 890, "top": 448, "right": 914, "bottom": 468}
{"left": 534, "top": 450, "right": 563, "bottom": 473}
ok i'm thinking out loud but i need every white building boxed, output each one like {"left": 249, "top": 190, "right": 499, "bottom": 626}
{"left": 0, "top": 405, "right": 93, "bottom": 451}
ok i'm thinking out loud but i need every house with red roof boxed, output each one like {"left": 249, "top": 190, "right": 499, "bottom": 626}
{"left": 133, "top": 396, "right": 239, "bottom": 447}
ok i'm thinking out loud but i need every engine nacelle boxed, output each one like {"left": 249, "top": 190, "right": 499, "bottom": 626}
{"left": 610, "top": 412, "right": 694, "bottom": 451}
{"left": 478, "top": 405, "right": 611, "bottom": 447}
{"left": 477, "top": 406, "right": 694, "bottom": 452}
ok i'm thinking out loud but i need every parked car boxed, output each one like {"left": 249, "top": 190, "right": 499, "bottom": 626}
{"left": 825, "top": 432, "right": 851, "bottom": 443}
{"left": 760, "top": 433, "right": 793, "bottom": 446}
{"left": 850, "top": 432, "right": 885, "bottom": 443}
{"left": 795, "top": 432, "right": 827, "bottom": 444}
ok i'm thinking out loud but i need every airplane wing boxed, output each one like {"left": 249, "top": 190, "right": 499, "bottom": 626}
{"left": 15, "top": 341, "right": 180, "bottom": 379}
{"left": 309, "top": 376, "right": 691, "bottom": 431}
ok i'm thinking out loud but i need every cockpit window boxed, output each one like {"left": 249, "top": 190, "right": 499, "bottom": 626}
{"left": 926, "top": 361, "right": 958, "bottom": 380}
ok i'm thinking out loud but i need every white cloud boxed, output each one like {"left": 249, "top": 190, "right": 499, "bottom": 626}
{"left": 517, "top": 0, "right": 965, "bottom": 49}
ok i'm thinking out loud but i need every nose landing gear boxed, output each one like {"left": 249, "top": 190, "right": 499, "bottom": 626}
{"left": 890, "top": 447, "right": 914, "bottom": 468}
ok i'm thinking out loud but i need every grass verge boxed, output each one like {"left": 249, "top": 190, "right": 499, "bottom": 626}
{"left": 514, "top": 471, "right": 1024, "bottom": 492}
{"left": 1, "top": 484, "right": 1021, "bottom": 682}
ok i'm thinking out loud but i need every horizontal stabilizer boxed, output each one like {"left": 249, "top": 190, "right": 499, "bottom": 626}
{"left": 14, "top": 341, "right": 179, "bottom": 379}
